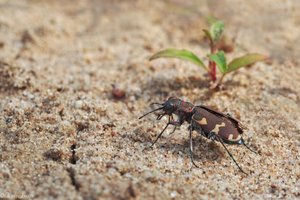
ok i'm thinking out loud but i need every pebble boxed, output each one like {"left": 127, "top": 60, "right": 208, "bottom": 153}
{"left": 170, "top": 191, "right": 177, "bottom": 198}
{"left": 75, "top": 100, "right": 84, "bottom": 109}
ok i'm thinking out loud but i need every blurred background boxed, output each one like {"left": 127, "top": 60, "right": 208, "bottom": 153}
{"left": 0, "top": 0, "right": 299, "bottom": 199}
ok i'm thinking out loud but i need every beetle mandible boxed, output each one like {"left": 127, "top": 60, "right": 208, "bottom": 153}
{"left": 139, "top": 97, "right": 257, "bottom": 174}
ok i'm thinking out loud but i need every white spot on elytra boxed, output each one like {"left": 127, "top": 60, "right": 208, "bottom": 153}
{"left": 211, "top": 122, "right": 226, "bottom": 134}
{"left": 198, "top": 118, "right": 207, "bottom": 125}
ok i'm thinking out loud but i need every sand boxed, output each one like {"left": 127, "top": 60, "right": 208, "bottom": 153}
{"left": 0, "top": 0, "right": 299, "bottom": 199}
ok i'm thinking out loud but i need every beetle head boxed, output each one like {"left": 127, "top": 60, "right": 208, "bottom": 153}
{"left": 139, "top": 97, "right": 180, "bottom": 119}
{"left": 162, "top": 97, "right": 179, "bottom": 114}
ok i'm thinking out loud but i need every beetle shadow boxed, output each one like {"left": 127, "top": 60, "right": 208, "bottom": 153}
{"left": 129, "top": 128, "right": 225, "bottom": 163}
{"left": 157, "top": 136, "right": 226, "bottom": 162}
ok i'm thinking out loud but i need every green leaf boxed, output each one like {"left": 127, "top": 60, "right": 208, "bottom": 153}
{"left": 210, "top": 20, "right": 224, "bottom": 42}
{"left": 149, "top": 49, "right": 207, "bottom": 70}
{"left": 202, "top": 29, "right": 213, "bottom": 42}
{"left": 227, "top": 53, "right": 267, "bottom": 73}
{"left": 209, "top": 51, "right": 227, "bottom": 74}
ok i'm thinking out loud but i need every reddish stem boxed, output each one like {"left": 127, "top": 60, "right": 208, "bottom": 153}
{"left": 209, "top": 61, "right": 217, "bottom": 81}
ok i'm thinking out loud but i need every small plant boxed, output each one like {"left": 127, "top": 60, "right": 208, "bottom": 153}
{"left": 149, "top": 18, "right": 267, "bottom": 89}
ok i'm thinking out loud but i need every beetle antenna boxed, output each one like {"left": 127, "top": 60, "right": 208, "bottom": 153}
{"left": 217, "top": 137, "right": 248, "bottom": 175}
{"left": 241, "top": 138, "right": 257, "bottom": 154}
{"left": 150, "top": 102, "right": 164, "bottom": 106}
{"left": 139, "top": 107, "right": 164, "bottom": 119}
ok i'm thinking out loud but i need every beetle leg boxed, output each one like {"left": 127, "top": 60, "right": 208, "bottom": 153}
{"left": 240, "top": 138, "right": 258, "bottom": 154}
{"left": 150, "top": 122, "right": 170, "bottom": 148}
{"left": 169, "top": 126, "right": 177, "bottom": 135}
{"left": 166, "top": 115, "right": 177, "bottom": 134}
{"left": 151, "top": 115, "right": 181, "bottom": 147}
{"left": 189, "top": 125, "right": 199, "bottom": 168}
{"left": 211, "top": 133, "right": 247, "bottom": 175}
{"left": 207, "top": 132, "right": 217, "bottom": 141}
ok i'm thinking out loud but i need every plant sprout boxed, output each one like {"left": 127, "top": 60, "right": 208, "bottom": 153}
{"left": 149, "top": 18, "right": 267, "bottom": 89}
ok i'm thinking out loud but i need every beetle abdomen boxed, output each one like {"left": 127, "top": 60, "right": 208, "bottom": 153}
{"left": 192, "top": 107, "right": 242, "bottom": 144}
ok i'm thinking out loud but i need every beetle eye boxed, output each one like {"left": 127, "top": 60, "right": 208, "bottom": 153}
{"left": 163, "top": 102, "right": 176, "bottom": 113}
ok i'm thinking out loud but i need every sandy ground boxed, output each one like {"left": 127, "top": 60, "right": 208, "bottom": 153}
{"left": 0, "top": 0, "right": 300, "bottom": 199}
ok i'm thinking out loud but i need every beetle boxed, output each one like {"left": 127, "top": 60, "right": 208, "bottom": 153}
{"left": 139, "top": 97, "right": 256, "bottom": 174}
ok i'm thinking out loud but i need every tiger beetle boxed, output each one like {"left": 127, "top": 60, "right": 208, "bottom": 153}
{"left": 139, "top": 97, "right": 257, "bottom": 174}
